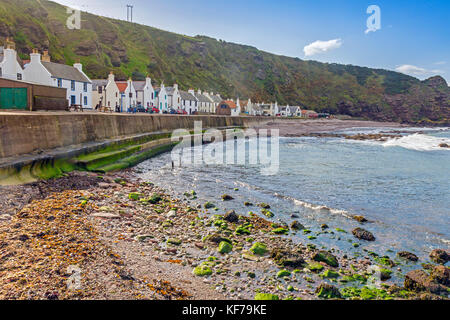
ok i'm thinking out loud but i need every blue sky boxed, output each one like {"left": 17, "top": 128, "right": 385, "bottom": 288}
{"left": 54, "top": 0, "right": 450, "bottom": 83}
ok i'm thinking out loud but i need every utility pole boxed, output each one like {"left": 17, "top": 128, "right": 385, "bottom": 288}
{"left": 126, "top": 5, "right": 134, "bottom": 22}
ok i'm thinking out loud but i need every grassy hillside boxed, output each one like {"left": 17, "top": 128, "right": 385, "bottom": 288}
{"left": 0, "top": 0, "right": 448, "bottom": 124}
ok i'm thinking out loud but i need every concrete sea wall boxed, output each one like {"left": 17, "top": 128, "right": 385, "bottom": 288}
{"left": 0, "top": 113, "right": 270, "bottom": 185}
{"left": 0, "top": 113, "right": 268, "bottom": 159}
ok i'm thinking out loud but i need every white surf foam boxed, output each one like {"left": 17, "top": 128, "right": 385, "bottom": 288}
{"left": 382, "top": 133, "right": 450, "bottom": 151}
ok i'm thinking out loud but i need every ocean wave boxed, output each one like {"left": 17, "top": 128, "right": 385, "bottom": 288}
{"left": 273, "top": 193, "right": 354, "bottom": 219}
{"left": 382, "top": 133, "right": 450, "bottom": 151}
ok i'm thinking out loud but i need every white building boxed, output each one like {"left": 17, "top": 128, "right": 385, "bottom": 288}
{"left": 208, "top": 92, "right": 222, "bottom": 114}
{"left": 133, "top": 76, "right": 155, "bottom": 108}
{"left": 166, "top": 84, "right": 182, "bottom": 111}
{"left": 116, "top": 78, "right": 137, "bottom": 112}
{"left": 0, "top": 39, "right": 24, "bottom": 81}
{"left": 155, "top": 83, "right": 169, "bottom": 112}
{"left": 287, "top": 105, "right": 301, "bottom": 117}
{"left": 194, "top": 90, "right": 214, "bottom": 113}
{"left": 231, "top": 98, "right": 241, "bottom": 116}
{"left": 23, "top": 49, "right": 92, "bottom": 108}
{"left": 180, "top": 90, "right": 198, "bottom": 114}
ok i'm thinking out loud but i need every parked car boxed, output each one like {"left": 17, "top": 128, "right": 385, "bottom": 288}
{"left": 136, "top": 105, "right": 147, "bottom": 113}
{"left": 150, "top": 107, "right": 159, "bottom": 114}
{"left": 177, "top": 109, "right": 187, "bottom": 115}
{"left": 169, "top": 108, "right": 177, "bottom": 114}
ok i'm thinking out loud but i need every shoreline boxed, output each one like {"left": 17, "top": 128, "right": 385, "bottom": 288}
{"left": 0, "top": 120, "right": 448, "bottom": 300}
{"left": 0, "top": 169, "right": 448, "bottom": 300}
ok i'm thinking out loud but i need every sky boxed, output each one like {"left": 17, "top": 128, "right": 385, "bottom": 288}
{"left": 53, "top": 0, "right": 450, "bottom": 83}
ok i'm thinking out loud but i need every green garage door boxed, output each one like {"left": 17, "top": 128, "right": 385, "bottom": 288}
{"left": 0, "top": 88, "right": 28, "bottom": 110}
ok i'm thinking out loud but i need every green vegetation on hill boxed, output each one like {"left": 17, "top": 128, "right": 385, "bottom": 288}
{"left": 0, "top": 0, "right": 448, "bottom": 124}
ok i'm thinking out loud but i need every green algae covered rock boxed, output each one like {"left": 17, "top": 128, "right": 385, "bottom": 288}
{"left": 128, "top": 192, "right": 141, "bottom": 201}
{"left": 218, "top": 241, "right": 233, "bottom": 254}
{"left": 272, "top": 227, "right": 289, "bottom": 235}
{"left": 313, "top": 250, "right": 339, "bottom": 267}
{"left": 321, "top": 270, "right": 340, "bottom": 279}
{"left": 307, "top": 262, "right": 324, "bottom": 272}
{"left": 277, "top": 269, "right": 291, "bottom": 278}
{"left": 250, "top": 242, "right": 268, "bottom": 256}
{"left": 193, "top": 265, "right": 213, "bottom": 277}
{"left": 254, "top": 293, "right": 279, "bottom": 300}
{"left": 316, "top": 283, "right": 341, "bottom": 299}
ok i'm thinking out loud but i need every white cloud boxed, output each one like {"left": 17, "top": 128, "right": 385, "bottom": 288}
{"left": 395, "top": 64, "right": 445, "bottom": 77}
{"left": 434, "top": 61, "right": 447, "bottom": 65}
{"left": 303, "top": 39, "right": 342, "bottom": 57}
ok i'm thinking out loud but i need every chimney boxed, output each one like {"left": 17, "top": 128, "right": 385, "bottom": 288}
{"left": 188, "top": 89, "right": 195, "bottom": 96}
{"left": 42, "top": 50, "right": 50, "bottom": 62}
{"left": 146, "top": 75, "right": 152, "bottom": 87}
{"left": 30, "top": 49, "right": 41, "bottom": 64}
{"left": 108, "top": 71, "right": 115, "bottom": 82}
{"left": 197, "top": 89, "right": 202, "bottom": 95}
{"left": 73, "top": 61, "right": 83, "bottom": 73}
{"left": 5, "top": 37, "right": 16, "bottom": 50}
{"left": 174, "top": 83, "right": 178, "bottom": 91}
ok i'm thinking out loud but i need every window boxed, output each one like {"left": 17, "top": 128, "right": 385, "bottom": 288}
{"left": 98, "top": 86, "right": 103, "bottom": 94}
{"left": 84, "top": 96, "right": 88, "bottom": 106}
{"left": 17, "top": 73, "right": 22, "bottom": 80}
{"left": 71, "top": 80, "right": 75, "bottom": 91}
{"left": 151, "top": 93, "right": 154, "bottom": 99}
{"left": 83, "top": 83, "right": 87, "bottom": 92}
{"left": 71, "top": 95, "right": 76, "bottom": 105}
{"left": 0, "top": 68, "right": 2, "bottom": 77}
{"left": 57, "top": 79, "right": 62, "bottom": 88}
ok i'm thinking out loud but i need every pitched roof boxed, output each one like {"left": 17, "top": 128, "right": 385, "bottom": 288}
{"left": 223, "top": 100, "right": 237, "bottom": 109}
{"left": 210, "top": 94, "right": 222, "bottom": 103}
{"left": 195, "top": 92, "right": 212, "bottom": 103}
{"left": 116, "top": 82, "right": 128, "bottom": 93}
{"left": 133, "top": 81, "right": 146, "bottom": 91}
{"left": 180, "top": 90, "right": 197, "bottom": 101}
{"left": 41, "top": 61, "right": 90, "bottom": 82}
{"left": 91, "top": 79, "right": 108, "bottom": 90}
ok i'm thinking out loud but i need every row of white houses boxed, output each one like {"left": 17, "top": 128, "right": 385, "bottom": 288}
{"left": 92, "top": 72, "right": 229, "bottom": 114}
{"left": 0, "top": 39, "right": 92, "bottom": 108}
{"left": 0, "top": 38, "right": 304, "bottom": 116}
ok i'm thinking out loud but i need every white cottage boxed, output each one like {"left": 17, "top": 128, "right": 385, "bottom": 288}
{"left": 194, "top": 90, "right": 213, "bottom": 113}
{"left": 180, "top": 90, "right": 198, "bottom": 114}
{"left": 116, "top": 78, "right": 137, "bottom": 112}
{"left": 0, "top": 38, "right": 24, "bottom": 81}
{"left": 166, "top": 84, "right": 182, "bottom": 111}
{"left": 23, "top": 50, "right": 92, "bottom": 109}
{"left": 133, "top": 76, "right": 155, "bottom": 108}
{"left": 155, "top": 83, "right": 169, "bottom": 112}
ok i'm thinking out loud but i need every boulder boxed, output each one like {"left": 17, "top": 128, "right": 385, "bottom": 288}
{"left": 221, "top": 194, "right": 234, "bottom": 201}
{"left": 404, "top": 270, "right": 445, "bottom": 294}
{"left": 312, "top": 250, "right": 339, "bottom": 267}
{"left": 290, "top": 221, "right": 304, "bottom": 230}
{"left": 430, "top": 265, "right": 450, "bottom": 286}
{"left": 315, "top": 283, "right": 341, "bottom": 299}
{"left": 224, "top": 210, "right": 239, "bottom": 223}
{"left": 271, "top": 249, "right": 304, "bottom": 269}
{"left": 397, "top": 251, "right": 419, "bottom": 262}
{"left": 352, "top": 228, "right": 376, "bottom": 241}
{"left": 430, "top": 249, "right": 449, "bottom": 264}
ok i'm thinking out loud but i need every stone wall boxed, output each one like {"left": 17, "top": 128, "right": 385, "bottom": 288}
{"left": 0, "top": 113, "right": 269, "bottom": 158}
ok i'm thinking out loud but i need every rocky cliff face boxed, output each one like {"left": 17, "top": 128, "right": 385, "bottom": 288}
{"left": 0, "top": 0, "right": 448, "bottom": 124}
